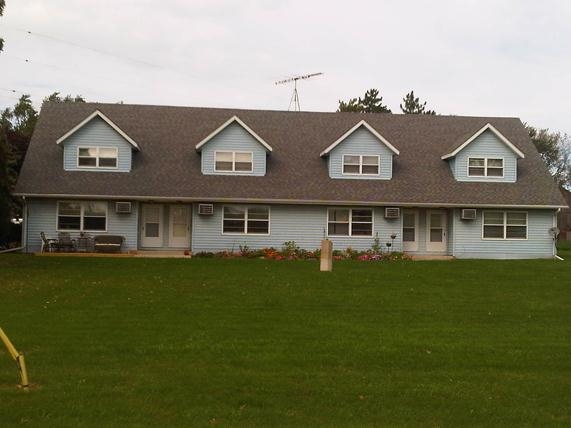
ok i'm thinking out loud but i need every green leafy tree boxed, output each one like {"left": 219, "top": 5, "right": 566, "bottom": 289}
{"left": 0, "top": 0, "right": 5, "bottom": 52}
{"left": 526, "top": 125, "right": 571, "bottom": 188}
{"left": 338, "top": 88, "right": 391, "bottom": 113}
{"left": 0, "top": 92, "right": 86, "bottom": 244}
{"left": 400, "top": 91, "right": 436, "bottom": 115}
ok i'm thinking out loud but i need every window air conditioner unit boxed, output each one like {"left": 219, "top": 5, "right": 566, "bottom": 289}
{"left": 461, "top": 208, "right": 477, "bottom": 220}
{"left": 384, "top": 207, "right": 400, "bottom": 219}
{"left": 115, "top": 201, "right": 132, "bottom": 214}
{"left": 198, "top": 203, "right": 214, "bottom": 215}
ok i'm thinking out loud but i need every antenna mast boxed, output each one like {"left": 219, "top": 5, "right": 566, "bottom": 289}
{"left": 275, "top": 72, "right": 323, "bottom": 111}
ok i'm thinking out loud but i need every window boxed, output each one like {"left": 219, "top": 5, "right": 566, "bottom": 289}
{"left": 327, "top": 208, "right": 373, "bottom": 236}
{"left": 222, "top": 206, "right": 269, "bottom": 234}
{"left": 215, "top": 151, "right": 253, "bottom": 172}
{"left": 57, "top": 201, "right": 107, "bottom": 231}
{"left": 483, "top": 211, "right": 527, "bottom": 239}
{"left": 468, "top": 158, "right": 503, "bottom": 177}
{"left": 78, "top": 147, "right": 118, "bottom": 168}
{"left": 342, "top": 155, "right": 380, "bottom": 175}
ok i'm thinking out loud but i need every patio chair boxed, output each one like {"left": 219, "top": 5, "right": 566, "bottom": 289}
{"left": 57, "top": 232, "right": 76, "bottom": 252}
{"left": 40, "top": 232, "right": 58, "bottom": 253}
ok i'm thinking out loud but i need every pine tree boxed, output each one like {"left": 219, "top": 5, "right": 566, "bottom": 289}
{"left": 400, "top": 91, "right": 436, "bottom": 115}
{"left": 338, "top": 88, "right": 391, "bottom": 113}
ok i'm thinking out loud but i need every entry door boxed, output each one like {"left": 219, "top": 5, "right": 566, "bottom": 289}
{"left": 168, "top": 205, "right": 190, "bottom": 248}
{"left": 141, "top": 204, "right": 163, "bottom": 247}
{"left": 402, "top": 209, "right": 419, "bottom": 252}
{"left": 426, "top": 210, "right": 447, "bottom": 252}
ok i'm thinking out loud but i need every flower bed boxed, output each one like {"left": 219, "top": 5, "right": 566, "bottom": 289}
{"left": 193, "top": 242, "right": 411, "bottom": 262}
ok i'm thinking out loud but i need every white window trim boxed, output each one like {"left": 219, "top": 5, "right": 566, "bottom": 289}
{"left": 56, "top": 201, "right": 108, "bottom": 232}
{"left": 326, "top": 207, "right": 374, "bottom": 237}
{"left": 214, "top": 150, "right": 254, "bottom": 173}
{"left": 221, "top": 206, "right": 271, "bottom": 235}
{"left": 481, "top": 210, "right": 528, "bottom": 240}
{"left": 77, "top": 146, "right": 118, "bottom": 169}
{"left": 467, "top": 157, "right": 504, "bottom": 178}
{"left": 342, "top": 154, "right": 380, "bottom": 176}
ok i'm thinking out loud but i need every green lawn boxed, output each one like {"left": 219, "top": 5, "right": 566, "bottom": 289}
{"left": 1, "top": 255, "right": 570, "bottom": 427}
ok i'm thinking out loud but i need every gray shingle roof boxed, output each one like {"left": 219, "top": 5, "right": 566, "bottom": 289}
{"left": 15, "top": 102, "right": 568, "bottom": 208}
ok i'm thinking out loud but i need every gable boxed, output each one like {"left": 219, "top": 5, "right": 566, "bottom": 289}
{"left": 57, "top": 110, "right": 140, "bottom": 150}
{"left": 320, "top": 120, "right": 399, "bottom": 157}
{"left": 200, "top": 122, "right": 268, "bottom": 176}
{"left": 441, "top": 123, "right": 524, "bottom": 160}
{"left": 61, "top": 116, "right": 135, "bottom": 172}
{"left": 450, "top": 129, "right": 519, "bottom": 182}
{"left": 327, "top": 126, "right": 395, "bottom": 180}
{"left": 195, "top": 116, "right": 272, "bottom": 152}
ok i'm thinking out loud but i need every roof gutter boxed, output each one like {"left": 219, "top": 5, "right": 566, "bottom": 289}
{"left": 12, "top": 192, "right": 568, "bottom": 210}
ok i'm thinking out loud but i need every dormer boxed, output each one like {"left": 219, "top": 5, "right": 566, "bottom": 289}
{"left": 196, "top": 116, "right": 272, "bottom": 176}
{"left": 320, "top": 120, "right": 399, "bottom": 180}
{"left": 442, "top": 123, "right": 524, "bottom": 183}
{"left": 57, "top": 110, "right": 139, "bottom": 172}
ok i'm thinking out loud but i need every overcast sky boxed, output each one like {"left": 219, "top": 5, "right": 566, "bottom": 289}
{"left": 1, "top": 1, "right": 570, "bottom": 134}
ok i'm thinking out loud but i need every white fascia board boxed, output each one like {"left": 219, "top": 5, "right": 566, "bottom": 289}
{"left": 320, "top": 120, "right": 400, "bottom": 157}
{"left": 15, "top": 193, "right": 566, "bottom": 210}
{"left": 441, "top": 123, "right": 525, "bottom": 160}
{"left": 195, "top": 115, "right": 273, "bottom": 152}
{"left": 56, "top": 110, "right": 140, "bottom": 150}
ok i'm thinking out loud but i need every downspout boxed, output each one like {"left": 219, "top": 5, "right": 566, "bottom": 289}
{"left": 554, "top": 208, "right": 563, "bottom": 260}
{"left": 21, "top": 196, "right": 27, "bottom": 252}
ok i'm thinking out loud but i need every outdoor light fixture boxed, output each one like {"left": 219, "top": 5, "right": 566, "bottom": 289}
{"left": 10, "top": 217, "right": 23, "bottom": 225}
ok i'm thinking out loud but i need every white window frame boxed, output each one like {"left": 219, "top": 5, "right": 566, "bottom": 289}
{"left": 467, "top": 157, "right": 504, "bottom": 178}
{"left": 221, "top": 206, "right": 270, "bottom": 235}
{"left": 482, "top": 211, "right": 528, "bottom": 240}
{"left": 326, "top": 208, "right": 374, "bottom": 237}
{"left": 214, "top": 151, "right": 254, "bottom": 173}
{"left": 77, "top": 147, "right": 118, "bottom": 169}
{"left": 56, "top": 201, "right": 108, "bottom": 232}
{"left": 342, "top": 154, "right": 380, "bottom": 176}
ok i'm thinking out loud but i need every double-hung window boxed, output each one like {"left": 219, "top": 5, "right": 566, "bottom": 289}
{"left": 215, "top": 151, "right": 253, "bottom": 172}
{"left": 78, "top": 147, "right": 118, "bottom": 168}
{"left": 57, "top": 201, "right": 107, "bottom": 231}
{"left": 222, "top": 206, "right": 269, "bottom": 234}
{"left": 483, "top": 211, "right": 527, "bottom": 239}
{"left": 327, "top": 208, "right": 373, "bottom": 236}
{"left": 343, "top": 155, "right": 379, "bottom": 175}
{"left": 468, "top": 158, "right": 503, "bottom": 177}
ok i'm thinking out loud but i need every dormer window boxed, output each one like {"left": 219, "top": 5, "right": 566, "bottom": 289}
{"left": 343, "top": 155, "right": 380, "bottom": 175}
{"left": 214, "top": 151, "right": 253, "bottom": 173}
{"left": 78, "top": 147, "right": 118, "bottom": 169}
{"left": 468, "top": 158, "right": 503, "bottom": 177}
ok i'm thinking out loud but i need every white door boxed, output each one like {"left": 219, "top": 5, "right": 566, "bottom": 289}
{"left": 402, "top": 209, "right": 419, "bottom": 252}
{"left": 141, "top": 204, "right": 163, "bottom": 247}
{"left": 168, "top": 205, "right": 190, "bottom": 248}
{"left": 426, "top": 210, "right": 447, "bottom": 252}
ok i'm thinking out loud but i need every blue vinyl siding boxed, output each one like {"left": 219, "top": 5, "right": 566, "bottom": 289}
{"left": 452, "top": 130, "right": 518, "bottom": 182}
{"left": 25, "top": 198, "right": 138, "bottom": 252}
{"left": 62, "top": 117, "right": 133, "bottom": 172}
{"left": 201, "top": 122, "right": 267, "bottom": 176}
{"left": 328, "top": 127, "right": 394, "bottom": 180}
{"left": 191, "top": 204, "right": 402, "bottom": 253}
{"left": 452, "top": 208, "right": 555, "bottom": 259}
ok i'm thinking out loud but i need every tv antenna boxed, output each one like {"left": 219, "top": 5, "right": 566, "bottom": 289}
{"left": 275, "top": 72, "right": 323, "bottom": 111}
